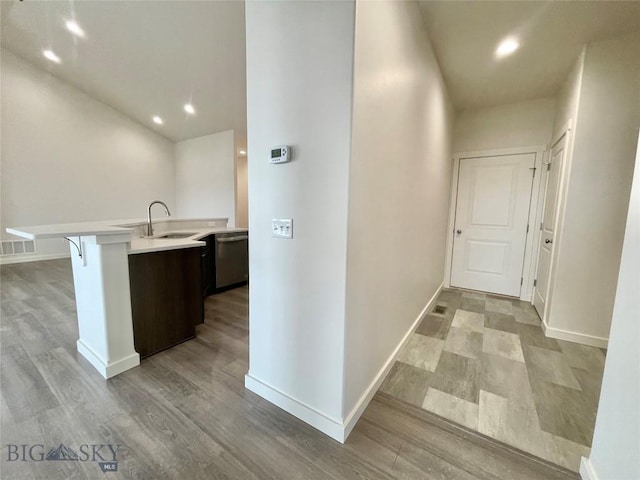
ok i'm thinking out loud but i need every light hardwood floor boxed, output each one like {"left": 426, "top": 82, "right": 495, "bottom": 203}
{"left": 1, "top": 259, "right": 578, "bottom": 479}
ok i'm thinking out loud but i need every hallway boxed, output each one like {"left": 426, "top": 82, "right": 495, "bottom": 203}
{"left": 0, "top": 260, "right": 578, "bottom": 479}
{"left": 380, "top": 288, "right": 606, "bottom": 472}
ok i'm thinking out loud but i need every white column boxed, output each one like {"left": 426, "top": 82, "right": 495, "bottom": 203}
{"left": 69, "top": 233, "right": 140, "bottom": 378}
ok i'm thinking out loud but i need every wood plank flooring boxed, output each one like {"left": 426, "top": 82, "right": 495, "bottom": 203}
{"left": 1, "top": 259, "right": 578, "bottom": 479}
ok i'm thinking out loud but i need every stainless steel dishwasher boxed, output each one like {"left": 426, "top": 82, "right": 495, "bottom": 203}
{"left": 214, "top": 232, "right": 249, "bottom": 290}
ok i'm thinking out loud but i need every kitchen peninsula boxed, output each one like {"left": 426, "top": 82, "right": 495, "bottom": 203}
{"left": 7, "top": 217, "right": 248, "bottom": 379}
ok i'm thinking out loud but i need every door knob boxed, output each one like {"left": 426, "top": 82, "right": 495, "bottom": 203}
{"left": 545, "top": 239, "right": 552, "bottom": 244}
{"left": 456, "top": 229, "right": 462, "bottom": 234}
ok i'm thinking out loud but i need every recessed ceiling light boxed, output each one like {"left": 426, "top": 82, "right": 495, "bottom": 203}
{"left": 65, "top": 20, "right": 85, "bottom": 38}
{"left": 495, "top": 37, "right": 520, "bottom": 59}
{"left": 43, "top": 50, "right": 61, "bottom": 64}
{"left": 184, "top": 103, "right": 196, "bottom": 115}
{"left": 152, "top": 116, "right": 164, "bottom": 125}
{"left": 239, "top": 150, "right": 246, "bottom": 156}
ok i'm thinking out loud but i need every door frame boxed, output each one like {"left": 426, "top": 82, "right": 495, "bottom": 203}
{"left": 444, "top": 145, "right": 547, "bottom": 302}
{"left": 533, "top": 122, "right": 574, "bottom": 332}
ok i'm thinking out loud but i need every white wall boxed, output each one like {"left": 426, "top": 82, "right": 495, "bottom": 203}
{"left": 234, "top": 129, "right": 249, "bottom": 228}
{"left": 453, "top": 97, "right": 555, "bottom": 153}
{"left": 552, "top": 49, "right": 585, "bottom": 142}
{"left": 244, "top": 0, "right": 354, "bottom": 429}
{"left": 538, "top": 51, "right": 585, "bottom": 340}
{"left": 174, "top": 130, "right": 236, "bottom": 225}
{"left": 549, "top": 31, "right": 640, "bottom": 343}
{"left": 235, "top": 155, "right": 248, "bottom": 228}
{"left": 583, "top": 131, "right": 640, "bottom": 480}
{"left": 343, "top": 0, "right": 454, "bottom": 421}
{"left": 0, "top": 49, "right": 175, "bottom": 258}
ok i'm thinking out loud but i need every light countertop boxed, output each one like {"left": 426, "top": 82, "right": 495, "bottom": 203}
{"left": 129, "top": 227, "right": 248, "bottom": 255}
{"left": 6, "top": 220, "right": 134, "bottom": 239}
{"left": 7, "top": 218, "right": 247, "bottom": 255}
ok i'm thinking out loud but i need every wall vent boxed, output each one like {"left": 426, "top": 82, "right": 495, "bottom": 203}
{"left": 1, "top": 240, "right": 36, "bottom": 256}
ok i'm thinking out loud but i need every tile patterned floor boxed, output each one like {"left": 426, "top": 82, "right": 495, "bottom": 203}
{"left": 380, "top": 288, "right": 606, "bottom": 472}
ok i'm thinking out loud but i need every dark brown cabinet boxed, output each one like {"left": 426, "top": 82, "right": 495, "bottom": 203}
{"left": 201, "top": 235, "right": 215, "bottom": 298}
{"left": 128, "top": 247, "right": 204, "bottom": 358}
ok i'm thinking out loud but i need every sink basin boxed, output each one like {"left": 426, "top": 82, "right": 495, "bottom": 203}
{"left": 155, "top": 232, "right": 197, "bottom": 239}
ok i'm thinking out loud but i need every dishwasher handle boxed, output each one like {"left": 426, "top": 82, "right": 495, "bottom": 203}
{"left": 216, "top": 235, "right": 248, "bottom": 243}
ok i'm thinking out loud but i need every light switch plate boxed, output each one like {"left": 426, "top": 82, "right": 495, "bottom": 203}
{"left": 272, "top": 219, "right": 293, "bottom": 239}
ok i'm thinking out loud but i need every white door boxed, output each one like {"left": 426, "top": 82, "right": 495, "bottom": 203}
{"left": 451, "top": 153, "right": 536, "bottom": 297}
{"left": 533, "top": 135, "right": 567, "bottom": 318}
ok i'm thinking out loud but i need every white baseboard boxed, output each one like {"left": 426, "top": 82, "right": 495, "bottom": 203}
{"left": 341, "top": 282, "right": 444, "bottom": 441}
{"left": 0, "top": 253, "right": 70, "bottom": 265}
{"left": 245, "top": 283, "right": 444, "bottom": 444}
{"left": 580, "top": 457, "right": 599, "bottom": 480}
{"left": 542, "top": 321, "right": 608, "bottom": 349}
{"left": 77, "top": 340, "right": 140, "bottom": 379}
{"left": 245, "top": 374, "right": 345, "bottom": 442}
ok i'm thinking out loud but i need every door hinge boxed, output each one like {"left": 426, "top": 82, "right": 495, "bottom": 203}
{"left": 546, "top": 163, "right": 551, "bottom": 172}
{"left": 533, "top": 279, "right": 537, "bottom": 287}
{"left": 526, "top": 224, "right": 529, "bottom": 233}
{"left": 521, "top": 277, "right": 523, "bottom": 286}
{"left": 540, "top": 222, "right": 543, "bottom": 231}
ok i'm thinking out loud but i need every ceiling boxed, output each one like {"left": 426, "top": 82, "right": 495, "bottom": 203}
{"left": 1, "top": 1, "right": 638, "bottom": 132}
{"left": 0, "top": 0, "right": 247, "bottom": 142}
{"left": 417, "top": 1, "right": 640, "bottom": 111}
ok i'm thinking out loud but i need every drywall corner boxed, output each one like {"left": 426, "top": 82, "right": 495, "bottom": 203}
{"left": 245, "top": 0, "right": 355, "bottom": 429}
{"left": 342, "top": 0, "right": 454, "bottom": 429}
{"left": 174, "top": 130, "right": 236, "bottom": 224}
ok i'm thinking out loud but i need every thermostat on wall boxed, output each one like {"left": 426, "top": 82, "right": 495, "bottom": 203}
{"left": 270, "top": 145, "right": 291, "bottom": 164}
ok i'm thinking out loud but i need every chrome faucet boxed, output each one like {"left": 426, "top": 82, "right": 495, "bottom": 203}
{"left": 147, "top": 200, "right": 171, "bottom": 236}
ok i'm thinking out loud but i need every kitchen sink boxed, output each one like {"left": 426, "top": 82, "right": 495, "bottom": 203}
{"left": 155, "top": 232, "right": 197, "bottom": 239}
